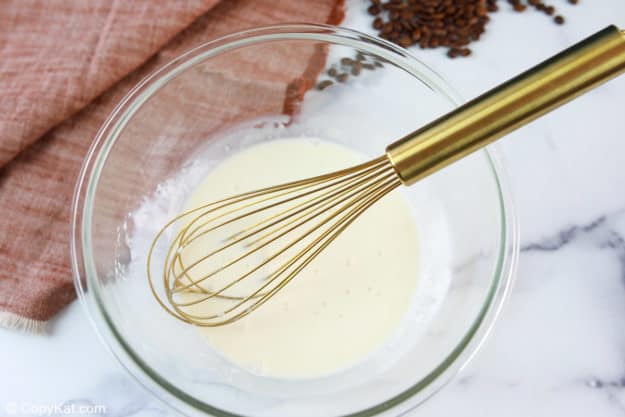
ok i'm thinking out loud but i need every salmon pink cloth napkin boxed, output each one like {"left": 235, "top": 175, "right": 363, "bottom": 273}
{"left": 0, "top": 0, "right": 344, "bottom": 332}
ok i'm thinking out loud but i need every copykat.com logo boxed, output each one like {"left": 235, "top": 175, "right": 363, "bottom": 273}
{"left": 3, "top": 401, "right": 106, "bottom": 416}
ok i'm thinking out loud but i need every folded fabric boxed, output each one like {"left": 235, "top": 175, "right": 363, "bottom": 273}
{"left": 0, "top": 0, "right": 220, "bottom": 167}
{"left": 0, "top": 0, "right": 344, "bottom": 332}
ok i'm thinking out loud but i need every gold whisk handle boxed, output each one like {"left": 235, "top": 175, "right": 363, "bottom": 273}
{"left": 386, "top": 25, "right": 625, "bottom": 185}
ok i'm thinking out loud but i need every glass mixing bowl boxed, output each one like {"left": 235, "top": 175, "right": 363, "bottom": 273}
{"left": 71, "top": 24, "right": 518, "bottom": 417}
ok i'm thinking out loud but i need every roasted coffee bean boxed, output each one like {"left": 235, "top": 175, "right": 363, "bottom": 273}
{"left": 340, "top": 57, "right": 354, "bottom": 66}
{"left": 368, "top": 4, "right": 381, "bottom": 15}
{"left": 316, "top": 80, "right": 333, "bottom": 90}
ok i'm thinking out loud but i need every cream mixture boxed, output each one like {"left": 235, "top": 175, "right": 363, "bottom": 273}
{"left": 179, "top": 138, "right": 421, "bottom": 379}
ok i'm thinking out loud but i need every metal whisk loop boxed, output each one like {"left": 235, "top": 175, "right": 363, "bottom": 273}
{"left": 147, "top": 155, "right": 399, "bottom": 326}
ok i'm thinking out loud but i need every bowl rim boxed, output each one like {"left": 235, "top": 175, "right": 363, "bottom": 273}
{"left": 71, "top": 23, "right": 519, "bottom": 417}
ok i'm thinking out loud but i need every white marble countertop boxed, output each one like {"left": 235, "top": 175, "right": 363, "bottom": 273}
{"left": 2, "top": 1, "right": 625, "bottom": 416}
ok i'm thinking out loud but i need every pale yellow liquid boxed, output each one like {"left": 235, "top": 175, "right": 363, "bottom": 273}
{"left": 182, "top": 138, "right": 420, "bottom": 378}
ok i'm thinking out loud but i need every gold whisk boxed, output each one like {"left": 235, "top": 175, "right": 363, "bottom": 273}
{"left": 148, "top": 26, "right": 625, "bottom": 326}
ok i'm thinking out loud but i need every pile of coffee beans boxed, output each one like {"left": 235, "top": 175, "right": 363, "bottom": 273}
{"left": 315, "top": 0, "right": 580, "bottom": 89}
{"left": 367, "top": 0, "right": 579, "bottom": 58}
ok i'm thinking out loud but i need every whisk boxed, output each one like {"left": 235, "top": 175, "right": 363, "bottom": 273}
{"left": 148, "top": 26, "right": 625, "bottom": 326}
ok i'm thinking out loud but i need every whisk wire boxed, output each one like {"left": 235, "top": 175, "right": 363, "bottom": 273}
{"left": 149, "top": 157, "right": 387, "bottom": 304}
{"left": 177, "top": 156, "right": 390, "bottom": 247}
{"left": 167, "top": 158, "right": 393, "bottom": 291}
{"left": 147, "top": 155, "right": 400, "bottom": 326}
{"left": 168, "top": 168, "right": 397, "bottom": 303}
{"left": 170, "top": 161, "right": 396, "bottom": 291}
{"left": 170, "top": 174, "right": 401, "bottom": 324}
{"left": 171, "top": 170, "right": 399, "bottom": 305}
